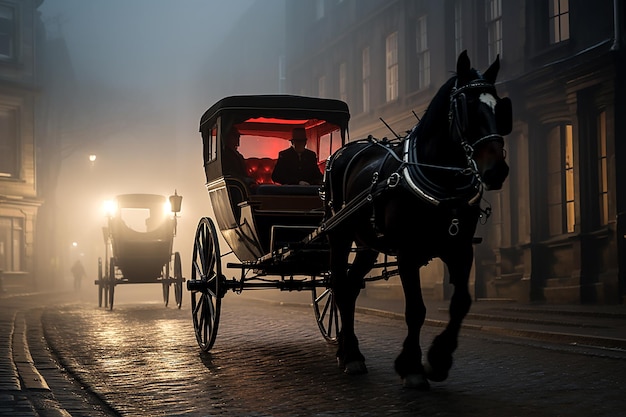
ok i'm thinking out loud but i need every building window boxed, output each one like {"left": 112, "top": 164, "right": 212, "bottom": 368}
{"left": 0, "top": 5, "right": 15, "bottom": 60}
{"left": 598, "top": 111, "right": 608, "bottom": 225}
{"left": 385, "top": 31, "right": 398, "bottom": 102}
{"left": 338, "top": 62, "right": 347, "bottom": 102}
{"left": 315, "top": 0, "right": 324, "bottom": 20}
{"left": 0, "top": 107, "right": 19, "bottom": 178}
{"left": 549, "top": 0, "right": 570, "bottom": 44}
{"left": 318, "top": 75, "right": 326, "bottom": 98}
{"left": 547, "top": 124, "right": 575, "bottom": 236}
{"left": 362, "top": 47, "right": 370, "bottom": 113}
{"left": 0, "top": 217, "right": 23, "bottom": 272}
{"left": 416, "top": 16, "right": 430, "bottom": 89}
{"left": 485, "top": 0, "right": 503, "bottom": 61}
{"left": 454, "top": 0, "right": 463, "bottom": 57}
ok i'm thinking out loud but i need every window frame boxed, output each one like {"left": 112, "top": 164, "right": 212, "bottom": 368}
{"left": 385, "top": 31, "right": 398, "bottom": 102}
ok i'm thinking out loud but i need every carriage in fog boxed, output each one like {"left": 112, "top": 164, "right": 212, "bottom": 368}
{"left": 186, "top": 95, "right": 357, "bottom": 350}
{"left": 95, "top": 192, "right": 185, "bottom": 310}
{"left": 187, "top": 53, "right": 512, "bottom": 391}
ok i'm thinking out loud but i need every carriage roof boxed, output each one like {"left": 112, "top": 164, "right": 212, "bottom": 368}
{"left": 199, "top": 95, "right": 350, "bottom": 134}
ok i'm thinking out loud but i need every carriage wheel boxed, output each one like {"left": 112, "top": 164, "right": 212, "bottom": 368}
{"left": 162, "top": 261, "right": 170, "bottom": 307}
{"left": 97, "top": 258, "right": 104, "bottom": 307}
{"left": 173, "top": 252, "right": 183, "bottom": 309}
{"left": 312, "top": 280, "right": 339, "bottom": 344}
{"left": 190, "top": 217, "right": 223, "bottom": 352}
{"left": 108, "top": 257, "right": 115, "bottom": 310}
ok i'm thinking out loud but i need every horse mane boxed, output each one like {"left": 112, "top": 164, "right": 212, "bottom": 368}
{"left": 412, "top": 68, "right": 483, "bottom": 140}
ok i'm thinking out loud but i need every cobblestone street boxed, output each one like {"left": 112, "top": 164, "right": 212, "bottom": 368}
{"left": 33, "top": 290, "right": 626, "bottom": 417}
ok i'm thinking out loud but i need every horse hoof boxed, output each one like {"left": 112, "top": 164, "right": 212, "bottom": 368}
{"left": 344, "top": 360, "right": 368, "bottom": 375}
{"left": 424, "top": 360, "right": 449, "bottom": 382}
{"left": 403, "top": 374, "right": 430, "bottom": 390}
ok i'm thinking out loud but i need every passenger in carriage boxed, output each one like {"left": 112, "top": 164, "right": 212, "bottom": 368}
{"left": 271, "top": 127, "right": 323, "bottom": 186}
{"left": 222, "top": 129, "right": 258, "bottom": 191}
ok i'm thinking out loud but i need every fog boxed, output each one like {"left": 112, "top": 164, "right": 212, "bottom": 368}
{"left": 37, "top": 0, "right": 274, "bottom": 285}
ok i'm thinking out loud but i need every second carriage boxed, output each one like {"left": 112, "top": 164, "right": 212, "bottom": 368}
{"left": 96, "top": 192, "right": 185, "bottom": 310}
{"left": 186, "top": 95, "right": 397, "bottom": 351}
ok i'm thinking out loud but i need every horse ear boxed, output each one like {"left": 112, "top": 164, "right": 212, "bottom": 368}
{"left": 483, "top": 55, "right": 500, "bottom": 84}
{"left": 456, "top": 50, "right": 470, "bottom": 79}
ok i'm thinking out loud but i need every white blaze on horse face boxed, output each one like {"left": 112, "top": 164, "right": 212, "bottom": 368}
{"left": 479, "top": 93, "right": 497, "bottom": 113}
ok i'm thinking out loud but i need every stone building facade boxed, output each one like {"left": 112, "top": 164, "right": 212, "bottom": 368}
{"left": 284, "top": 0, "right": 626, "bottom": 304}
{"left": 0, "top": 0, "right": 44, "bottom": 288}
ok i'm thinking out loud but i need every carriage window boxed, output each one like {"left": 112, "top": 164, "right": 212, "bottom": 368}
{"left": 386, "top": 32, "right": 398, "bottom": 102}
{"left": 318, "top": 129, "right": 342, "bottom": 162}
{"left": 549, "top": 0, "right": 570, "bottom": 44}
{"left": 485, "top": 0, "right": 503, "bottom": 62}
{"left": 204, "top": 125, "right": 218, "bottom": 163}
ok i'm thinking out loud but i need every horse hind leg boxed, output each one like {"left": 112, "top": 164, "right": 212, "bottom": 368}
{"left": 332, "top": 245, "right": 378, "bottom": 375}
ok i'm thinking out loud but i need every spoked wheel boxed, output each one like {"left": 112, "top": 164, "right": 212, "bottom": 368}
{"left": 189, "top": 217, "right": 224, "bottom": 352}
{"left": 173, "top": 252, "right": 183, "bottom": 309}
{"left": 97, "top": 258, "right": 104, "bottom": 307}
{"left": 162, "top": 261, "right": 170, "bottom": 307}
{"left": 312, "top": 278, "right": 339, "bottom": 344}
{"left": 108, "top": 257, "right": 115, "bottom": 310}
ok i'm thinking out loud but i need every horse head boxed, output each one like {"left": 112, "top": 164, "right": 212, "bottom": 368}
{"left": 451, "top": 51, "right": 511, "bottom": 191}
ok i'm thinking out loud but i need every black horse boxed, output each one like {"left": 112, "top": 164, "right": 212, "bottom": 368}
{"left": 323, "top": 51, "right": 512, "bottom": 390}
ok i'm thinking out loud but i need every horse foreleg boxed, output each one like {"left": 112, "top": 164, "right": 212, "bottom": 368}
{"left": 331, "top": 242, "right": 376, "bottom": 375}
{"left": 393, "top": 253, "right": 429, "bottom": 390}
{"left": 425, "top": 249, "right": 473, "bottom": 382}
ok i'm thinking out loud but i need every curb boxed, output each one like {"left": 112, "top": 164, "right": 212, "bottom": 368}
{"left": 11, "top": 312, "right": 72, "bottom": 417}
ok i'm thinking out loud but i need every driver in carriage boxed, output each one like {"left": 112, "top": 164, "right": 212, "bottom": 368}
{"left": 271, "top": 127, "right": 323, "bottom": 186}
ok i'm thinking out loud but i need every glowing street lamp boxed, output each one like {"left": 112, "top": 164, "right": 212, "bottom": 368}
{"left": 88, "top": 154, "right": 97, "bottom": 162}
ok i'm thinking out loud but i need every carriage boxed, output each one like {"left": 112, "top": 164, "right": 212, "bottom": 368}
{"left": 188, "top": 53, "right": 511, "bottom": 389}
{"left": 95, "top": 192, "right": 185, "bottom": 310}
{"left": 186, "top": 94, "right": 393, "bottom": 351}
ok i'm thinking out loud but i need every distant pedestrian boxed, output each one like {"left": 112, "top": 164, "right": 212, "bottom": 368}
{"left": 71, "top": 260, "right": 86, "bottom": 291}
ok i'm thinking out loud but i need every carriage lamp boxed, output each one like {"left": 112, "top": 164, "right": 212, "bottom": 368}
{"left": 169, "top": 190, "right": 183, "bottom": 214}
{"left": 103, "top": 200, "right": 117, "bottom": 218}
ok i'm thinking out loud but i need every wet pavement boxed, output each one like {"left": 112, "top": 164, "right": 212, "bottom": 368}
{"left": 0, "top": 282, "right": 626, "bottom": 417}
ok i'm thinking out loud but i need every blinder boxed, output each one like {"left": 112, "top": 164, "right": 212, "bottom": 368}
{"left": 495, "top": 97, "right": 512, "bottom": 135}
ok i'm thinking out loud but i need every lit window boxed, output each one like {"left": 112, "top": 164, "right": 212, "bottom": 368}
{"left": 549, "top": 0, "right": 570, "bottom": 44}
{"left": 362, "top": 47, "right": 370, "bottom": 113}
{"left": 386, "top": 32, "right": 398, "bottom": 102}
{"left": 598, "top": 111, "right": 608, "bottom": 225}
{"left": 547, "top": 124, "right": 575, "bottom": 236}
{"left": 0, "top": 217, "right": 23, "bottom": 272}
{"left": 0, "top": 5, "right": 14, "bottom": 59}
{"left": 485, "top": 0, "right": 503, "bottom": 61}
{"left": 339, "top": 62, "right": 347, "bottom": 102}
{"left": 416, "top": 16, "right": 430, "bottom": 89}
{"left": 0, "top": 107, "right": 18, "bottom": 178}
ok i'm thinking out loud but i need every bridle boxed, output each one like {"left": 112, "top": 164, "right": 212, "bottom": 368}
{"left": 402, "top": 78, "right": 507, "bottom": 207}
